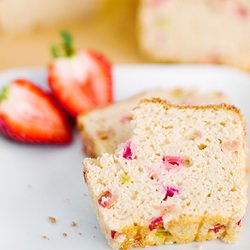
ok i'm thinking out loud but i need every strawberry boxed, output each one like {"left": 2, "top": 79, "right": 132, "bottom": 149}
{"left": 48, "top": 31, "right": 113, "bottom": 117}
{"left": 0, "top": 79, "right": 72, "bottom": 144}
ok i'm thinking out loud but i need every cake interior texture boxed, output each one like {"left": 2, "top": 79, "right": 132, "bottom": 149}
{"left": 78, "top": 88, "right": 229, "bottom": 157}
{"left": 84, "top": 99, "right": 248, "bottom": 250}
{"left": 138, "top": 0, "right": 250, "bottom": 71}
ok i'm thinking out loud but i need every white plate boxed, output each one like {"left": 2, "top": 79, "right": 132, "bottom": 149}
{"left": 0, "top": 65, "right": 249, "bottom": 250}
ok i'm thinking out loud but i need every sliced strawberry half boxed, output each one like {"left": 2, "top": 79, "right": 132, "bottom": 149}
{"left": 48, "top": 31, "right": 113, "bottom": 117}
{"left": 0, "top": 79, "right": 72, "bottom": 144}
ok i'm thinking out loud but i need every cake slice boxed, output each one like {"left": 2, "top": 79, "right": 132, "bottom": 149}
{"left": 83, "top": 99, "right": 248, "bottom": 250}
{"left": 138, "top": 0, "right": 250, "bottom": 71}
{"left": 78, "top": 88, "right": 229, "bottom": 157}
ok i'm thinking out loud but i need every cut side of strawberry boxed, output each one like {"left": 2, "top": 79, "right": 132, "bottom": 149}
{"left": 0, "top": 79, "right": 72, "bottom": 144}
{"left": 48, "top": 32, "right": 113, "bottom": 117}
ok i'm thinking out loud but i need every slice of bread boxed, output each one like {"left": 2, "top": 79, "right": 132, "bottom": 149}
{"left": 83, "top": 99, "right": 248, "bottom": 250}
{"left": 138, "top": 0, "right": 250, "bottom": 71}
{"left": 78, "top": 88, "right": 229, "bottom": 157}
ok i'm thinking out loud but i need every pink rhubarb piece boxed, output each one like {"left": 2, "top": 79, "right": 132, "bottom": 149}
{"left": 162, "top": 156, "right": 182, "bottom": 170}
{"left": 209, "top": 224, "right": 225, "bottom": 233}
{"left": 235, "top": 4, "right": 249, "bottom": 19}
{"left": 111, "top": 230, "right": 117, "bottom": 239}
{"left": 149, "top": 216, "right": 163, "bottom": 231}
{"left": 237, "top": 219, "right": 242, "bottom": 226}
{"left": 122, "top": 141, "right": 136, "bottom": 160}
{"left": 98, "top": 191, "right": 117, "bottom": 208}
{"left": 163, "top": 186, "right": 179, "bottom": 201}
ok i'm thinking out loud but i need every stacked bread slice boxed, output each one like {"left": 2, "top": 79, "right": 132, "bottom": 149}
{"left": 83, "top": 99, "right": 248, "bottom": 249}
{"left": 78, "top": 88, "right": 229, "bottom": 157}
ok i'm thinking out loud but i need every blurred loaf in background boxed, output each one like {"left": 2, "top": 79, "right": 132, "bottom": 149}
{"left": 0, "top": 0, "right": 101, "bottom": 34}
{"left": 138, "top": 0, "right": 250, "bottom": 71}
{"left": 0, "top": 0, "right": 141, "bottom": 69}
{"left": 0, "top": 0, "right": 249, "bottom": 71}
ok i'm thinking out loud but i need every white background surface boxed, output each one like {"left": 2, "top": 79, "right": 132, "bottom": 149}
{"left": 0, "top": 65, "right": 249, "bottom": 250}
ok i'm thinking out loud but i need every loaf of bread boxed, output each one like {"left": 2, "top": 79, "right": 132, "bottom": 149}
{"left": 78, "top": 88, "right": 229, "bottom": 157}
{"left": 138, "top": 0, "right": 250, "bottom": 71}
{"left": 83, "top": 99, "right": 248, "bottom": 249}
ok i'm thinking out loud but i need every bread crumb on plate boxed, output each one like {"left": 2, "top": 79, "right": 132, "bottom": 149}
{"left": 48, "top": 216, "right": 57, "bottom": 224}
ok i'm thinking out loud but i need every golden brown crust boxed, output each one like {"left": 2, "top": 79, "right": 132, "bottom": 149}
{"left": 115, "top": 215, "right": 238, "bottom": 250}
{"left": 140, "top": 97, "right": 240, "bottom": 113}
{"left": 139, "top": 98, "right": 246, "bottom": 135}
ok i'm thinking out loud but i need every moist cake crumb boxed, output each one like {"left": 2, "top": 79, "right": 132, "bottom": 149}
{"left": 83, "top": 99, "right": 248, "bottom": 250}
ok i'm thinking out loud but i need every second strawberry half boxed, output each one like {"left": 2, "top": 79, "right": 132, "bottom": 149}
{"left": 0, "top": 79, "right": 72, "bottom": 144}
{"left": 48, "top": 31, "right": 113, "bottom": 118}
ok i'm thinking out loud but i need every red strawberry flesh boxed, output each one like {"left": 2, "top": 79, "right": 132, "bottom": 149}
{"left": 0, "top": 79, "right": 72, "bottom": 144}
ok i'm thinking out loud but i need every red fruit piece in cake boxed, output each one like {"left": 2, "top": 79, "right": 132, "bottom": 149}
{"left": 149, "top": 216, "right": 164, "bottom": 231}
{"left": 0, "top": 79, "right": 72, "bottom": 144}
{"left": 235, "top": 4, "right": 249, "bottom": 20}
{"left": 209, "top": 224, "right": 226, "bottom": 233}
{"left": 163, "top": 186, "right": 179, "bottom": 201}
{"left": 98, "top": 191, "right": 117, "bottom": 208}
{"left": 48, "top": 31, "right": 113, "bottom": 117}
{"left": 122, "top": 141, "right": 136, "bottom": 160}
{"left": 162, "top": 155, "right": 182, "bottom": 170}
{"left": 110, "top": 230, "right": 126, "bottom": 243}
{"left": 236, "top": 219, "right": 243, "bottom": 227}
{"left": 111, "top": 230, "right": 117, "bottom": 239}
